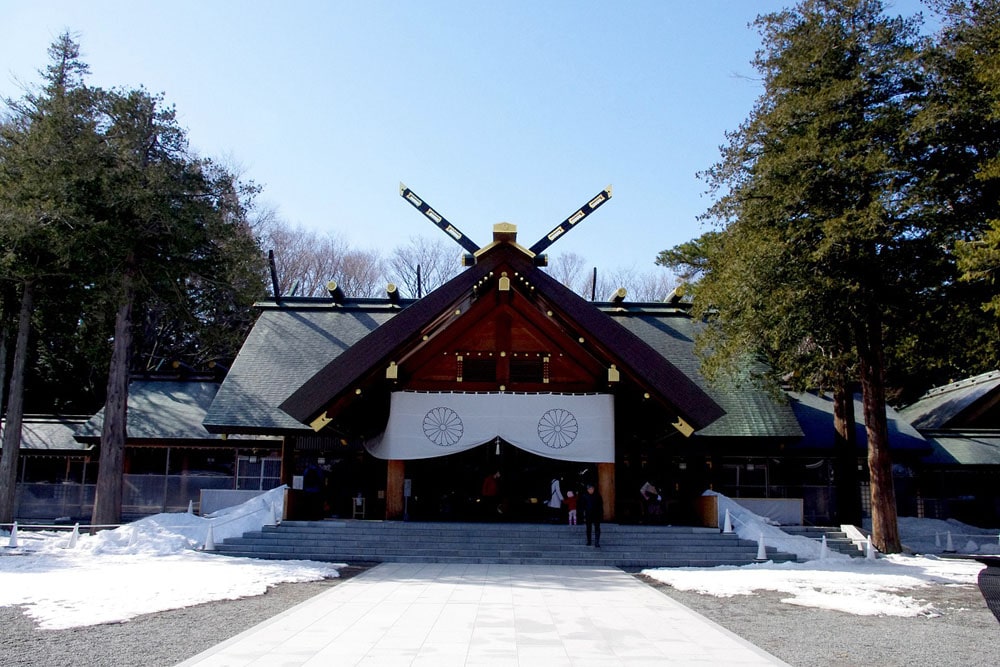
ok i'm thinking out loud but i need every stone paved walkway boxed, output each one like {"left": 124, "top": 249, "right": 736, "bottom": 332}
{"left": 178, "top": 562, "right": 788, "bottom": 666}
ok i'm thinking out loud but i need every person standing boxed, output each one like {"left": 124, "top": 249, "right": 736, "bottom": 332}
{"left": 565, "top": 490, "right": 578, "bottom": 525}
{"left": 581, "top": 483, "right": 603, "bottom": 547}
{"left": 547, "top": 477, "right": 564, "bottom": 523}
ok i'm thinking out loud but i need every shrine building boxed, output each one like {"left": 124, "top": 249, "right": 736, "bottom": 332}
{"left": 203, "top": 217, "right": 819, "bottom": 524}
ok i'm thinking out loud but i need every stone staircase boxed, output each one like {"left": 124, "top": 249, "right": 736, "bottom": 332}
{"left": 212, "top": 520, "right": 798, "bottom": 568}
{"left": 781, "top": 525, "right": 865, "bottom": 557}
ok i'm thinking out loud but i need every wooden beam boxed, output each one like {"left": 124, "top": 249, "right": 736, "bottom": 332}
{"left": 386, "top": 460, "right": 405, "bottom": 520}
{"left": 280, "top": 436, "right": 295, "bottom": 487}
{"left": 598, "top": 461, "right": 615, "bottom": 522}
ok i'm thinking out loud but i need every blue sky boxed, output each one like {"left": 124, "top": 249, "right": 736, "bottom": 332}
{"left": 1, "top": 1, "right": 930, "bottom": 271}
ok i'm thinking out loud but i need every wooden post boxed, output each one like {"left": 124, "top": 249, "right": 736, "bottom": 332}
{"left": 386, "top": 459, "right": 405, "bottom": 520}
{"left": 598, "top": 461, "right": 615, "bottom": 522}
{"left": 280, "top": 437, "right": 295, "bottom": 486}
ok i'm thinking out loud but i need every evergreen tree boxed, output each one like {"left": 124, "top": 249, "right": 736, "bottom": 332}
{"left": 91, "top": 87, "right": 265, "bottom": 525}
{"left": 925, "top": 1, "right": 1000, "bottom": 315}
{"left": 659, "top": 0, "right": 928, "bottom": 552}
{"left": 0, "top": 34, "right": 265, "bottom": 523}
{"left": 0, "top": 33, "right": 104, "bottom": 522}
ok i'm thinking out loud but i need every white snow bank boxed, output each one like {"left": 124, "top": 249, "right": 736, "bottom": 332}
{"left": 706, "top": 490, "right": 848, "bottom": 561}
{"left": 642, "top": 553, "right": 983, "bottom": 617}
{"left": 641, "top": 491, "right": 995, "bottom": 617}
{"left": 891, "top": 516, "right": 1000, "bottom": 556}
{"left": 0, "top": 487, "right": 342, "bottom": 629}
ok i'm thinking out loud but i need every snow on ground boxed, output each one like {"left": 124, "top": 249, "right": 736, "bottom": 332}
{"left": 641, "top": 492, "right": 994, "bottom": 618}
{"left": 0, "top": 487, "right": 342, "bottom": 629}
{"left": 1, "top": 488, "right": 996, "bottom": 628}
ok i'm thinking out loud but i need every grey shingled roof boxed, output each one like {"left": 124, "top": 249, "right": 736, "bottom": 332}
{"left": 922, "top": 432, "right": 1000, "bottom": 465}
{"left": 208, "top": 296, "right": 795, "bottom": 439}
{"left": 203, "top": 305, "right": 398, "bottom": 434}
{"left": 609, "top": 310, "right": 802, "bottom": 439}
{"left": 77, "top": 380, "right": 264, "bottom": 443}
{"left": 898, "top": 370, "right": 1000, "bottom": 429}
{"left": 786, "top": 391, "right": 929, "bottom": 453}
{"left": 1, "top": 416, "right": 91, "bottom": 452}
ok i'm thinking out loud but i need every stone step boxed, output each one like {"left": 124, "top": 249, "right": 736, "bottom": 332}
{"left": 211, "top": 550, "right": 786, "bottom": 568}
{"left": 781, "top": 525, "right": 865, "bottom": 556}
{"left": 213, "top": 520, "right": 798, "bottom": 567}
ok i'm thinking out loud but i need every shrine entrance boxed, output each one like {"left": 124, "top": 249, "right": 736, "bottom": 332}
{"left": 401, "top": 441, "right": 593, "bottom": 523}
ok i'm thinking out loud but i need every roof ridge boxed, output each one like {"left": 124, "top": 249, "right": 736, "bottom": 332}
{"left": 918, "top": 369, "right": 1000, "bottom": 399}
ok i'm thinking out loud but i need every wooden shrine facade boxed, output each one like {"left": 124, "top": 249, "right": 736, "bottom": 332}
{"left": 204, "top": 218, "right": 804, "bottom": 523}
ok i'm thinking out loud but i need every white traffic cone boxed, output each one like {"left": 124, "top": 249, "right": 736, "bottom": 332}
{"left": 6, "top": 522, "right": 18, "bottom": 548}
{"left": 187, "top": 500, "right": 194, "bottom": 515}
{"left": 755, "top": 533, "right": 768, "bottom": 561}
{"left": 935, "top": 532, "right": 941, "bottom": 548}
{"left": 128, "top": 526, "right": 139, "bottom": 547}
{"left": 820, "top": 534, "right": 828, "bottom": 560}
{"left": 203, "top": 524, "right": 215, "bottom": 551}
{"left": 945, "top": 531, "right": 955, "bottom": 553}
{"left": 65, "top": 523, "right": 79, "bottom": 549}
{"left": 866, "top": 535, "right": 877, "bottom": 560}
{"left": 723, "top": 509, "right": 733, "bottom": 534}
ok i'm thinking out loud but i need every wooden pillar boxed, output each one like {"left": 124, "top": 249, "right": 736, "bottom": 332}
{"left": 386, "top": 459, "right": 405, "bottom": 520}
{"left": 598, "top": 461, "right": 615, "bottom": 522}
{"left": 280, "top": 437, "right": 296, "bottom": 486}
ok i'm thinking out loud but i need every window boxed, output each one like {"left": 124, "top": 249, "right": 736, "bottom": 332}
{"left": 237, "top": 456, "right": 282, "bottom": 490}
{"left": 462, "top": 358, "right": 496, "bottom": 383}
{"left": 510, "top": 357, "right": 544, "bottom": 383}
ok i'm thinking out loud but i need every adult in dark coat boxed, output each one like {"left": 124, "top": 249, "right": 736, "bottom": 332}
{"left": 581, "top": 483, "right": 603, "bottom": 547}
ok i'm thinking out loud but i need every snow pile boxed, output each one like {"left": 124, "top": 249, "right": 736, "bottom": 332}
{"left": 0, "top": 487, "right": 341, "bottom": 629}
{"left": 80, "top": 485, "right": 288, "bottom": 555}
{"left": 891, "top": 516, "right": 1000, "bottom": 556}
{"left": 640, "top": 491, "right": 995, "bottom": 617}
{"left": 643, "top": 554, "right": 982, "bottom": 617}
{"left": 706, "top": 490, "right": 847, "bottom": 561}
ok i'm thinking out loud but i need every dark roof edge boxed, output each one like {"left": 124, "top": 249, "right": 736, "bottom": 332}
{"left": 279, "top": 254, "right": 495, "bottom": 423}
{"left": 280, "top": 245, "right": 724, "bottom": 430}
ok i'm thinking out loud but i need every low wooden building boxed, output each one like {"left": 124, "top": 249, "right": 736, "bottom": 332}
{"left": 5, "top": 378, "right": 282, "bottom": 521}
{"left": 900, "top": 371, "right": 1000, "bottom": 525}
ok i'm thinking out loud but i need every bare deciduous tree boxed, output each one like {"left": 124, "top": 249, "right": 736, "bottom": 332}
{"left": 387, "top": 236, "right": 463, "bottom": 298}
{"left": 257, "top": 215, "right": 387, "bottom": 298}
{"left": 544, "top": 252, "right": 590, "bottom": 295}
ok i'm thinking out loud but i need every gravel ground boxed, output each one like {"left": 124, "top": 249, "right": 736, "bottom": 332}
{"left": 3, "top": 564, "right": 998, "bottom": 666}
{"left": 3, "top": 566, "right": 368, "bottom": 667}
{"left": 640, "top": 574, "right": 1000, "bottom": 667}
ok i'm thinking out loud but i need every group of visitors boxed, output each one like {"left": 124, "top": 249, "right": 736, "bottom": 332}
{"left": 548, "top": 477, "right": 603, "bottom": 547}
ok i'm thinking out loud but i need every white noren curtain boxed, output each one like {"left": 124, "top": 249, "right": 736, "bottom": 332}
{"left": 364, "top": 392, "right": 614, "bottom": 462}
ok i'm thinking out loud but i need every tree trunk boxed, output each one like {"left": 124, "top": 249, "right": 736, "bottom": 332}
{"left": 0, "top": 284, "right": 14, "bottom": 414}
{"left": 855, "top": 309, "right": 901, "bottom": 554}
{"left": 0, "top": 282, "right": 35, "bottom": 523}
{"left": 832, "top": 369, "right": 862, "bottom": 525}
{"left": 91, "top": 270, "right": 135, "bottom": 527}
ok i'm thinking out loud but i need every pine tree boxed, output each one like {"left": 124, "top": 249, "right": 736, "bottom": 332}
{"left": 660, "top": 0, "right": 929, "bottom": 552}
{"left": 0, "top": 33, "right": 104, "bottom": 522}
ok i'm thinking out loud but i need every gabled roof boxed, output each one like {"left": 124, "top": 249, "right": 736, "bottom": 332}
{"left": 279, "top": 243, "right": 726, "bottom": 431}
{"left": 922, "top": 431, "right": 1000, "bottom": 465}
{"left": 204, "top": 304, "right": 401, "bottom": 434}
{"left": 611, "top": 310, "right": 802, "bottom": 439}
{"left": 79, "top": 379, "right": 278, "bottom": 443}
{"left": 1, "top": 416, "right": 92, "bottom": 452}
{"left": 898, "top": 370, "right": 1000, "bottom": 429}
{"left": 786, "top": 391, "right": 928, "bottom": 453}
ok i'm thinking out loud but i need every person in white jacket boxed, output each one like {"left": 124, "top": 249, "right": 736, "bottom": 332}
{"left": 547, "top": 477, "right": 564, "bottom": 523}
